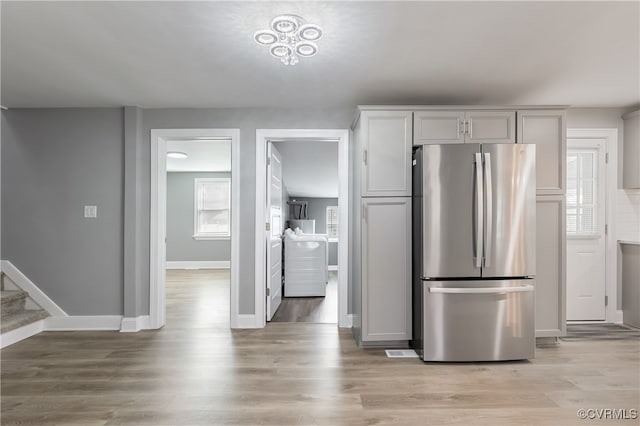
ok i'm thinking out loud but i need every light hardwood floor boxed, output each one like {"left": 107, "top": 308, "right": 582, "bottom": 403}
{"left": 1, "top": 269, "right": 638, "bottom": 425}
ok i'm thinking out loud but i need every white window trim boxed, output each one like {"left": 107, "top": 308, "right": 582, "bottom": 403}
{"left": 193, "top": 177, "right": 231, "bottom": 240}
{"left": 326, "top": 205, "right": 339, "bottom": 240}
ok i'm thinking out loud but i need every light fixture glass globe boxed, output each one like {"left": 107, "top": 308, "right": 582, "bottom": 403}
{"left": 298, "top": 24, "right": 323, "bottom": 41}
{"left": 295, "top": 42, "right": 318, "bottom": 57}
{"left": 254, "top": 30, "right": 278, "bottom": 45}
{"left": 270, "top": 43, "right": 293, "bottom": 58}
{"left": 256, "top": 15, "right": 322, "bottom": 65}
{"left": 271, "top": 15, "right": 299, "bottom": 34}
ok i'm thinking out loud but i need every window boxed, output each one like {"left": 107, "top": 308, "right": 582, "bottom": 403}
{"left": 326, "top": 206, "right": 338, "bottom": 239}
{"left": 194, "top": 178, "right": 230, "bottom": 239}
{"left": 567, "top": 149, "right": 598, "bottom": 235}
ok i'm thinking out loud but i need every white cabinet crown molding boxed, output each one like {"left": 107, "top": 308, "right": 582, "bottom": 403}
{"left": 352, "top": 105, "right": 569, "bottom": 129}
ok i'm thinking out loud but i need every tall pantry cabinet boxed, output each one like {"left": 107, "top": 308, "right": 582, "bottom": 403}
{"left": 351, "top": 106, "right": 568, "bottom": 346}
{"left": 352, "top": 111, "right": 413, "bottom": 345}
{"left": 518, "top": 109, "right": 567, "bottom": 338}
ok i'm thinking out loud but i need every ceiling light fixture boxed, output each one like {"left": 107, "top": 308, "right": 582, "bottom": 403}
{"left": 167, "top": 151, "right": 188, "bottom": 159}
{"left": 254, "top": 15, "right": 323, "bottom": 65}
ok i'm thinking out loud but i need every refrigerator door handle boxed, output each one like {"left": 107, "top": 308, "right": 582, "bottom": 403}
{"left": 474, "top": 153, "right": 484, "bottom": 268}
{"left": 429, "top": 285, "right": 534, "bottom": 294}
{"left": 483, "top": 152, "right": 493, "bottom": 268}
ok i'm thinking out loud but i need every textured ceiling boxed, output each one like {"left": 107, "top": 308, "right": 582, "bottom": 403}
{"left": 2, "top": 1, "right": 639, "bottom": 108}
{"left": 274, "top": 141, "right": 338, "bottom": 198}
{"left": 166, "top": 140, "right": 231, "bottom": 172}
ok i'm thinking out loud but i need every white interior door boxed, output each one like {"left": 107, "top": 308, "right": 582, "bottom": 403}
{"left": 566, "top": 138, "right": 607, "bottom": 321}
{"left": 266, "top": 142, "right": 283, "bottom": 321}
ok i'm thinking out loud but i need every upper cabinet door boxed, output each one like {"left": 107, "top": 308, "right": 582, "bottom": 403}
{"left": 517, "top": 110, "right": 566, "bottom": 195}
{"left": 361, "top": 111, "right": 412, "bottom": 197}
{"left": 466, "top": 111, "right": 516, "bottom": 144}
{"left": 414, "top": 111, "right": 465, "bottom": 145}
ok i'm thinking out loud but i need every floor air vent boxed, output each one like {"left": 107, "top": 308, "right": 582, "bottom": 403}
{"left": 385, "top": 349, "right": 418, "bottom": 358}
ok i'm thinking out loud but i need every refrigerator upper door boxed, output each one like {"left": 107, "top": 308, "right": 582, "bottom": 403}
{"left": 481, "top": 144, "right": 536, "bottom": 278}
{"left": 419, "top": 144, "right": 482, "bottom": 278}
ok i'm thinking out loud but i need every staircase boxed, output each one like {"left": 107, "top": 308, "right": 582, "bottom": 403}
{"left": 1, "top": 274, "right": 49, "bottom": 336}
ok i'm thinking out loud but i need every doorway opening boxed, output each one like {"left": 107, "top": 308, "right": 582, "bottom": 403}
{"left": 255, "top": 129, "right": 350, "bottom": 328}
{"left": 164, "top": 139, "right": 232, "bottom": 328}
{"left": 566, "top": 128, "right": 619, "bottom": 324}
{"left": 150, "top": 129, "right": 241, "bottom": 329}
{"left": 269, "top": 139, "right": 339, "bottom": 323}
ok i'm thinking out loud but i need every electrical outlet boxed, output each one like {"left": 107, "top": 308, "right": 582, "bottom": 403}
{"left": 84, "top": 205, "right": 97, "bottom": 218}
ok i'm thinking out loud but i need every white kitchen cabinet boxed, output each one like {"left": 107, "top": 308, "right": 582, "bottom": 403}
{"left": 360, "top": 111, "right": 412, "bottom": 197}
{"left": 535, "top": 195, "right": 566, "bottom": 337}
{"left": 414, "top": 110, "right": 515, "bottom": 145}
{"left": 622, "top": 110, "right": 640, "bottom": 189}
{"left": 517, "top": 110, "right": 566, "bottom": 195}
{"left": 465, "top": 111, "right": 516, "bottom": 144}
{"left": 413, "top": 111, "right": 465, "bottom": 145}
{"left": 360, "top": 197, "right": 412, "bottom": 342}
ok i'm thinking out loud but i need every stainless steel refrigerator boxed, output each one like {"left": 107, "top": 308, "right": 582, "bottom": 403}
{"left": 412, "top": 144, "right": 536, "bottom": 362}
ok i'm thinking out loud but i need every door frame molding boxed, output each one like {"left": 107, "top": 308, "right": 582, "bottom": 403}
{"left": 150, "top": 128, "right": 241, "bottom": 329}
{"left": 566, "top": 128, "right": 620, "bottom": 323}
{"left": 255, "top": 129, "right": 350, "bottom": 328}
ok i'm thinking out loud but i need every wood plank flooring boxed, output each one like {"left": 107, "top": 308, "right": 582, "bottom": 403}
{"left": 1, "top": 269, "right": 638, "bottom": 425}
{"left": 271, "top": 271, "right": 337, "bottom": 323}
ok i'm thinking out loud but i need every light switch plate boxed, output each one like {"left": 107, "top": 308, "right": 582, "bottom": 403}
{"left": 84, "top": 205, "right": 97, "bottom": 218}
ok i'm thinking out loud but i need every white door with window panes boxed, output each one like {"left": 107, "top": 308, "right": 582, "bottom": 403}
{"left": 566, "top": 139, "right": 607, "bottom": 321}
{"left": 194, "top": 178, "right": 230, "bottom": 239}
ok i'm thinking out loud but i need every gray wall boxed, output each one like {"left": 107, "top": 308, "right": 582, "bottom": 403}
{"left": 167, "top": 172, "right": 231, "bottom": 262}
{"left": 287, "top": 197, "right": 339, "bottom": 266}
{"left": 288, "top": 197, "right": 338, "bottom": 234}
{"left": 1, "top": 108, "right": 124, "bottom": 315}
{"left": 138, "top": 107, "right": 354, "bottom": 315}
{"left": 10, "top": 106, "right": 627, "bottom": 319}
{"left": 1, "top": 106, "right": 353, "bottom": 317}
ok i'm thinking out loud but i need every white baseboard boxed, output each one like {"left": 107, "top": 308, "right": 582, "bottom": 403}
{"left": 44, "top": 316, "right": 123, "bottom": 331}
{"left": 1, "top": 260, "right": 68, "bottom": 317}
{"left": 0, "top": 319, "right": 45, "bottom": 349}
{"left": 328, "top": 265, "right": 338, "bottom": 271}
{"left": 120, "top": 315, "right": 151, "bottom": 332}
{"left": 342, "top": 314, "right": 354, "bottom": 329}
{"left": 166, "top": 261, "right": 230, "bottom": 270}
{"left": 231, "top": 314, "right": 259, "bottom": 328}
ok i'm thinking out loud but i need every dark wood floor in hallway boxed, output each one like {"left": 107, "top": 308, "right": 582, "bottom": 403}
{"left": 1, "top": 269, "right": 638, "bottom": 425}
{"left": 272, "top": 271, "right": 338, "bottom": 323}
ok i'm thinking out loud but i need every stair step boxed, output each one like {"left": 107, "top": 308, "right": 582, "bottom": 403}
{"left": 1, "top": 290, "right": 28, "bottom": 316}
{"left": 1, "top": 309, "right": 49, "bottom": 334}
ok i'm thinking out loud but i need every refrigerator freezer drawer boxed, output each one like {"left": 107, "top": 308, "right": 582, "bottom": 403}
{"left": 422, "top": 280, "right": 535, "bottom": 362}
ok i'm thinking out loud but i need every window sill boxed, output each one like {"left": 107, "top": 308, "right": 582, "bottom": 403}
{"left": 328, "top": 238, "right": 339, "bottom": 243}
{"left": 193, "top": 235, "right": 231, "bottom": 241}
